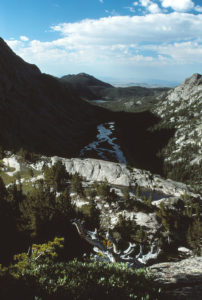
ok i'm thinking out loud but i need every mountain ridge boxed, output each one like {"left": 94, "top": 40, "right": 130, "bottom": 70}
{"left": 152, "top": 73, "right": 202, "bottom": 191}
{"left": 0, "top": 38, "right": 102, "bottom": 157}
{"left": 60, "top": 72, "right": 170, "bottom": 105}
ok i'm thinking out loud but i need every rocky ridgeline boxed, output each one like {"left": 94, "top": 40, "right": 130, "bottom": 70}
{"left": 152, "top": 73, "right": 202, "bottom": 187}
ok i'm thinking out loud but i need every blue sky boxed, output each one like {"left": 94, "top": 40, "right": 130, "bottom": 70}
{"left": 1, "top": 0, "right": 202, "bottom": 83}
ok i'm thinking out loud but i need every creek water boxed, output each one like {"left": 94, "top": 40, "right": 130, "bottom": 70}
{"left": 80, "top": 121, "right": 127, "bottom": 164}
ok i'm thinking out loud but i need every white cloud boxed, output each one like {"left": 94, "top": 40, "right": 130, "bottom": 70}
{"left": 20, "top": 35, "right": 29, "bottom": 41}
{"left": 148, "top": 3, "right": 161, "bottom": 13}
{"left": 146, "top": 41, "right": 202, "bottom": 63}
{"left": 195, "top": 5, "right": 202, "bottom": 12}
{"left": 7, "top": 40, "right": 24, "bottom": 48}
{"left": 161, "top": 0, "right": 194, "bottom": 11}
{"left": 99, "top": 0, "right": 104, "bottom": 3}
{"left": 140, "top": 0, "right": 151, "bottom": 7}
{"left": 138, "top": 0, "right": 161, "bottom": 14}
{"left": 51, "top": 13, "right": 202, "bottom": 45}
{"left": 104, "top": 9, "right": 119, "bottom": 16}
{"left": 125, "top": 6, "right": 136, "bottom": 13}
{"left": 6, "top": 12, "right": 202, "bottom": 80}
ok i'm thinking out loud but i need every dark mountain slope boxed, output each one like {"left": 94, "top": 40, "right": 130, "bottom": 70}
{"left": 0, "top": 38, "right": 101, "bottom": 156}
{"left": 61, "top": 73, "right": 112, "bottom": 88}
{"left": 60, "top": 72, "right": 170, "bottom": 112}
{"left": 0, "top": 38, "right": 175, "bottom": 179}
{"left": 60, "top": 73, "right": 112, "bottom": 100}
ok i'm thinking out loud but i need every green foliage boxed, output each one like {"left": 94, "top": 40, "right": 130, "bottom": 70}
{"left": 136, "top": 186, "right": 140, "bottom": 198}
{"left": 156, "top": 195, "right": 202, "bottom": 252}
{"left": 88, "top": 198, "right": 100, "bottom": 228}
{"left": 122, "top": 188, "right": 135, "bottom": 210}
{"left": 27, "top": 168, "right": 34, "bottom": 178}
{"left": 96, "top": 179, "right": 116, "bottom": 202}
{"left": 186, "top": 218, "right": 202, "bottom": 255}
{"left": 0, "top": 176, "right": 7, "bottom": 199}
{"left": 19, "top": 182, "right": 57, "bottom": 239}
{"left": 84, "top": 186, "right": 97, "bottom": 200}
{"left": 161, "top": 143, "right": 202, "bottom": 192}
{"left": 0, "top": 178, "right": 22, "bottom": 264}
{"left": 7, "top": 237, "right": 64, "bottom": 278}
{"left": 113, "top": 216, "right": 148, "bottom": 248}
{"left": 56, "top": 188, "right": 74, "bottom": 217}
{"left": 19, "top": 182, "right": 75, "bottom": 241}
{"left": 146, "top": 194, "right": 152, "bottom": 207}
{"left": 156, "top": 202, "right": 172, "bottom": 233}
{"left": 70, "top": 173, "right": 84, "bottom": 195}
{"left": 0, "top": 146, "right": 5, "bottom": 159}
{"left": 17, "top": 148, "right": 40, "bottom": 163}
{"left": 0, "top": 255, "right": 161, "bottom": 300}
{"left": 121, "top": 194, "right": 155, "bottom": 213}
{"left": 44, "top": 161, "right": 69, "bottom": 192}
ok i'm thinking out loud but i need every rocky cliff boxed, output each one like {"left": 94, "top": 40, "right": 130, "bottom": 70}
{"left": 152, "top": 73, "right": 202, "bottom": 191}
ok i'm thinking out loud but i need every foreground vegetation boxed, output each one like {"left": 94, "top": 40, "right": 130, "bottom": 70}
{"left": 0, "top": 237, "right": 161, "bottom": 300}
{"left": 0, "top": 158, "right": 201, "bottom": 299}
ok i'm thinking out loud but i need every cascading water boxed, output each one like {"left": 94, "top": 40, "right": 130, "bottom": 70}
{"left": 80, "top": 121, "right": 127, "bottom": 164}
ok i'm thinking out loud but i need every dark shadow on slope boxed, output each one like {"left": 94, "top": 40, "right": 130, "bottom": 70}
{"left": 110, "top": 110, "right": 175, "bottom": 176}
{"left": 74, "top": 105, "right": 175, "bottom": 176}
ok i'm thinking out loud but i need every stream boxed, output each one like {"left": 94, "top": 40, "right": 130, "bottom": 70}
{"left": 80, "top": 122, "right": 127, "bottom": 164}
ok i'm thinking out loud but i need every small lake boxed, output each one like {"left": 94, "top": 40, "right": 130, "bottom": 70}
{"left": 92, "top": 99, "right": 107, "bottom": 103}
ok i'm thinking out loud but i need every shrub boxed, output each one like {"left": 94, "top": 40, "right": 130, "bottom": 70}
{"left": 0, "top": 239, "right": 161, "bottom": 300}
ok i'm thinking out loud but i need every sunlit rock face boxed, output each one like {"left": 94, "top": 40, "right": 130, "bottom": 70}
{"left": 152, "top": 73, "right": 202, "bottom": 187}
{"left": 48, "top": 157, "right": 199, "bottom": 200}
{"left": 51, "top": 157, "right": 131, "bottom": 186}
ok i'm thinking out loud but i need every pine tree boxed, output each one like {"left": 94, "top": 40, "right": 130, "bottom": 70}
{"left": 147, "top": 194, "right": 152, "bottom": 207}
{"left": 44, "top": 161, "right": 69, "bottom": 192}
{"left": 70, "top": 173, "right": 83, "bottom": 195}
{"left": 89, "top": 198, "right": 100, "bottom": 228}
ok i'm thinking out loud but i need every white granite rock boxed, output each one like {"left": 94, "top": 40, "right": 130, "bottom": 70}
{"left": 46, "top": 157, "right": 200, "bottom": 200}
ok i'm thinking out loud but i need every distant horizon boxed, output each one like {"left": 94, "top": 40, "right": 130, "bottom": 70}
{"left": 93, "top": 74, "right": 180, "bottom": 87}
{"left": 40, "top": 68, "right": 181, "bottom": 87}
{"left": 1, "top": 0, "right": 202, "bottom": 82}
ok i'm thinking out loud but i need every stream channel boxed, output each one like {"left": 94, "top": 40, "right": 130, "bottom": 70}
{"left": 80, "top": 122, "right": 127, "bottom": 164}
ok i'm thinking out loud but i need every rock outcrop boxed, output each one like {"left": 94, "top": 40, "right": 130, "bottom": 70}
{"left": 152, "top": 73, "right": 202, "bottom": 190}
{"left": 150, "top": 256, "right": 202, "bottom": 299}
{"left": 46, "top": 157, "right": 200, "bottom": 200}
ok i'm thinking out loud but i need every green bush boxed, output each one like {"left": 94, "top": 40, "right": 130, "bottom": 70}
{"left": 95, "top": 179, "right": 116, "bottom": 202}
{"left": 44, "top": 161, "right": 69, "bottom": 192}
{"left": 0, "top": 238, "right": 161, "bottom": 300}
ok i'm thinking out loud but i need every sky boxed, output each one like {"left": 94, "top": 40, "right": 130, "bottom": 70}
{"left": 1, "top": 0, "right": 202, "bottom": 84}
